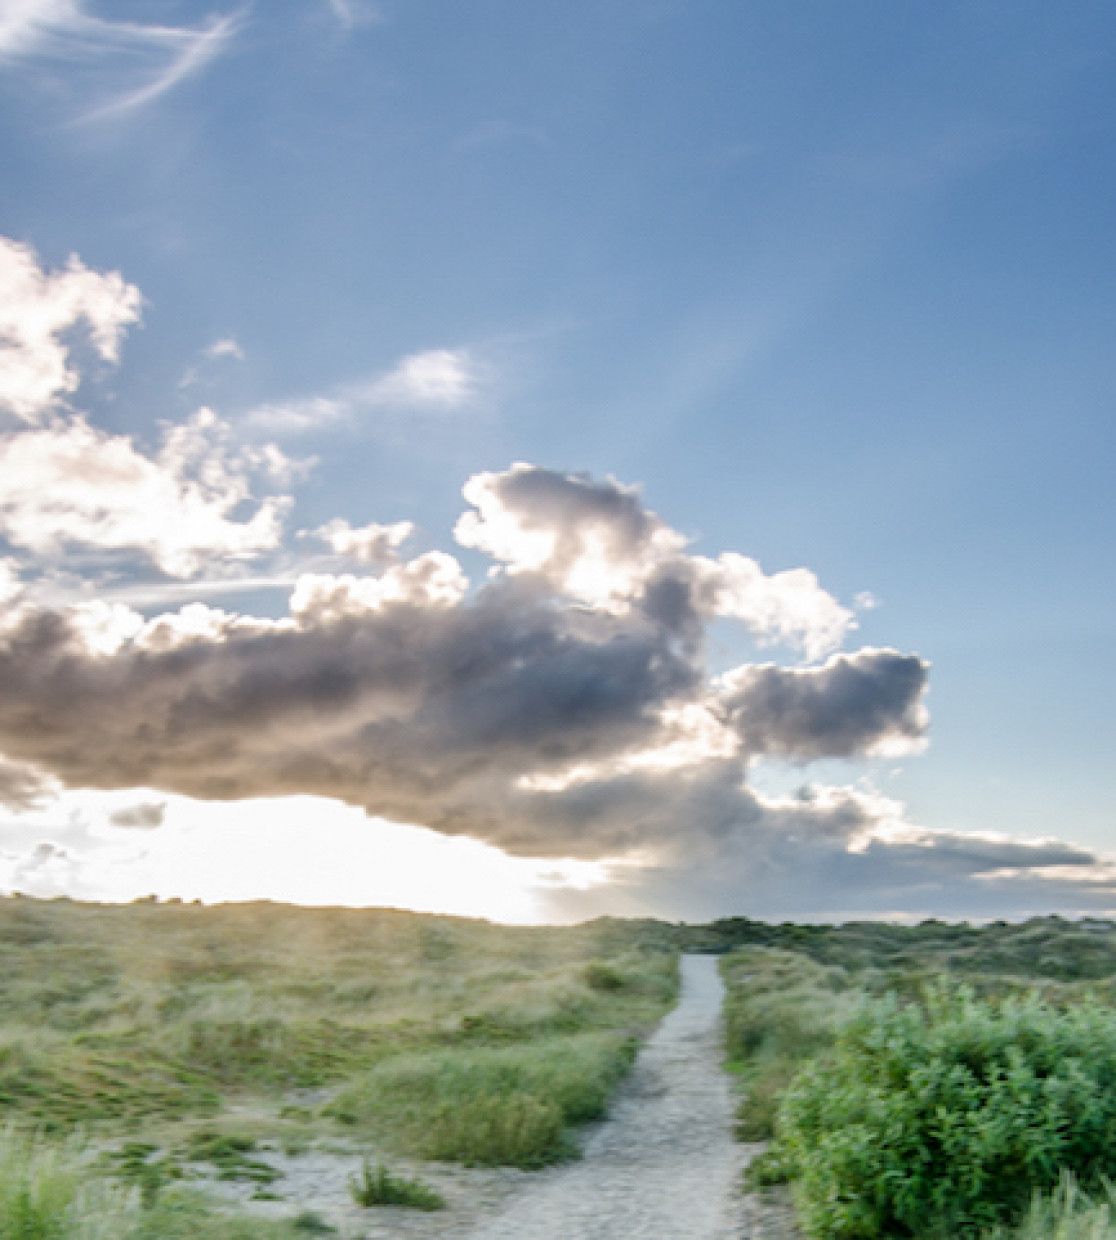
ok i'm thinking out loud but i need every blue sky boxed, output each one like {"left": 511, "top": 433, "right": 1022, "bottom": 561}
{"left": 0, "top": 1, "right": 1112, "bottom": 921}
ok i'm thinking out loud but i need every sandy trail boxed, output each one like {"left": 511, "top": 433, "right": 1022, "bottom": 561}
{"left": 464, "top": 953, "right": 747, "bottom": 1240}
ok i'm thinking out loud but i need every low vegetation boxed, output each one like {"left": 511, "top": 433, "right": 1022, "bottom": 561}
{"left": 347, "top": 1158, "right": 444, "bottom": 1210}
{"left": 719, "top": 916, "right": 1116, "bottom": 1239}
{"left": 0, "top": 895, "right": 678, "bottom": 1231}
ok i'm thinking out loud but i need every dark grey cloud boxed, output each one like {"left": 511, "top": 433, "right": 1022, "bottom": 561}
{"left": 719, "top": 649, "right": 929, "bottom": 760}
{"left": 0, "top": 463, "right": 940, "bottom": 872}
{"left": 108, "top": 800, "right": 166, "bottom": 829}
{"left": 0, "top": 574, "right": 697, "bottom": 853}
{"left": 535, "top": 811, "right": 1110, "bottom": 925}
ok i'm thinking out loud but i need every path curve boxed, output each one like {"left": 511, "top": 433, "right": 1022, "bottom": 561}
{"left": 466, "top": 953, "right": 746, "bottom": 1240}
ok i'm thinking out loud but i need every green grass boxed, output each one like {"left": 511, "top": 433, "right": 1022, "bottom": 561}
{"left": 0, "top": 895, "right": 679, "bottom": 1231}
{"left": 0, "top": 1127, "right": 311, "bottom": 1240}
{"left": 721, "top": 947, "right": 857, "bottom": 1143}
{"left": 984, "top": 1174, "right": 1116, "bottom": 1240}
{"left": 328, "top": 1031, "right": 637, "bottom": 1165}
{"left": 348, "top": 1159, "right": 444, "bottom": 1210}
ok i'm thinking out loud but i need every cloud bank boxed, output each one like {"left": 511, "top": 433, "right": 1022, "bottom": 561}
{"left": 0, "top": 234, "right": 1106, "bottom": 921}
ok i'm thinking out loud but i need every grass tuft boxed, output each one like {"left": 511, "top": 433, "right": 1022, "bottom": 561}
{"left": 348, "top": 1159, "right": 444, "bottom": 1210}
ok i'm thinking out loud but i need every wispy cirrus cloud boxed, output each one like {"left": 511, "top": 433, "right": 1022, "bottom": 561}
{"left": 0, "top": 0, "right": 243, "bottom": 123}
{"left": 324, "top": 0, "right": 381, "bottom": 31}
{"left": 179, "top": 337, "right": 246, "bottom": 389}
{"left": 245, "top": 347, "right": 483, "bottom": 435}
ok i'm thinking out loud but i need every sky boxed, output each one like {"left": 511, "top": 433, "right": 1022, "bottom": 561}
{"left": 0, "top": 0, "right": 1113, "bottom": 923}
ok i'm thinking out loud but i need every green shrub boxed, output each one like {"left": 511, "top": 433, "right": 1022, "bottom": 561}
{"left": 291, "top": 1210, "right": 337, "bottom": 1233}
{"left": 348, "top": 1159, "right": 444, "bottom": 1210}
{"left": 585, "top": 961, "right": 624, "bottom": 992}
{"left": 773, "top": 987, "right": 1116, "bottom": 1238}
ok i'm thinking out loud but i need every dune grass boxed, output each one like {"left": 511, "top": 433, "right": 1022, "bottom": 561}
{"left": 347, "top": 1158, "right": 444, "bottom": 1210}
{"left": 0, "top": 895, "right": 678, "bottom": 1229}
{"left": 329, "top": 1030, "right": 638, "bottom": 1165}
{"left": 0, "top": 1125, "right": 315, "bottom": 1239}
{"left": 985, "top": 1174, "right": 1116, "bottom": 1240}
{"left": 721, "top": 947, "right": 857, "bottom": 1142}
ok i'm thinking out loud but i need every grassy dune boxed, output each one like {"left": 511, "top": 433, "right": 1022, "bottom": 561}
{"left": 0, "top": 896, "right": 678, "bottom": 1234}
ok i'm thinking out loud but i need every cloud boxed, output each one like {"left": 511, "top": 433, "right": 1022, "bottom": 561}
{"left": 532, "top": 785, "right": 1116, "bottom": 924}
{"left": 0, "top": 754, "right": 57, "bottom": 811}
{"left": 108, "top": 800, "right": 165, "bottom": 828}
{"left": 455, "top": 463, "right": 854, "bottom": 657}
{"left": 245, "top": 348, "right": 481, "bottom": 434}
{"left": 308, "top": 518, "right": 416, "bottom": 564}
{"left": 0, "top": 1, "right": 242, "bottom": 123}
{"left": 0, "top": 236, "right": 141, "bottom": 423}
{"left": 717, "top": 648, "right": 930, "bottom": 761}
{"left": 0, "top": 409, "right": 292, "bottom": 577}
{"left": 179, "top": 337, "right": 248, "bottom": 389}
{"left": 0, "top": 463, "right": 902, "bottom": 868}
{"left": 325, "top": 0, "right": 381, "bottom": 31}
{"left": 205, "top": 338, "right": 245, "bottom": 362}
{"left": 0, "top": 455, "right": 1107, "bottom": 920}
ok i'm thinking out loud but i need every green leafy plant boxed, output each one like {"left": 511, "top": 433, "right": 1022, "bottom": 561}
{"left": 772, "top": 987, "right": 1116, "bottom": 1238}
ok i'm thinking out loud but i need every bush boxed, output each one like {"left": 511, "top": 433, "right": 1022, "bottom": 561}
{"left": 773, "top": 987, "right": 1116, "bottom": 1238}
{"left": 585, "top": 962, "right": 624, "bottom": 992}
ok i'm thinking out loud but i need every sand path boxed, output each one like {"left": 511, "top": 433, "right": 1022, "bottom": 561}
{"left": 463, "top": 953, "right": 747, "bottom": 1239}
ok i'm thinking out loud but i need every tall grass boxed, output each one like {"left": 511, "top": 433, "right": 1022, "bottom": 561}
{"left": 329, "top": 1031, "right": 637, "bottom": 1165}
{"left": 0, "top": 1126, "right": 140, "bottom": 1239}
{"left": 983, "top": 1174, "right": 1116, "bottom": 1240}
{"left": 721, "top": 947, "right": 857, "bottom": 1142}
{"left": 0, "top": 892, "right": 678, "bottom": 1224}
{"left": 0, "top": 1126, "right": 327, "bottom": 1239}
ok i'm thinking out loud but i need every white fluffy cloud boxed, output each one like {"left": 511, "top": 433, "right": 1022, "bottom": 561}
{"left": 455, "top": 463, "right": 855, "bottom": 657}
{"left": 205, "top": 338, "right": 245, "bottom": 361}
{"left": 359, "top": 348, "right": 477, "bottom": 408}
{"left": 0, "top": 410, "right": 291, "bottom": 577}
{"left": 0, "top": 236, "right": 141, "bottom": 423}
{"left": 310, "top": 517, "right": 415, "bottom": 563}
{"left": 0, "top": 464, "right": 920, "bottom": 866}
